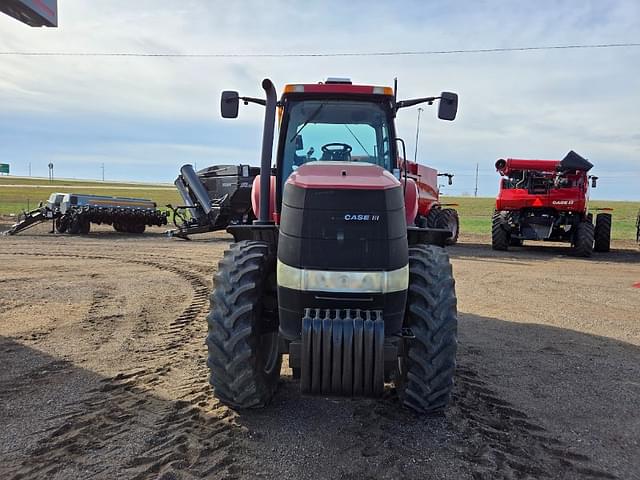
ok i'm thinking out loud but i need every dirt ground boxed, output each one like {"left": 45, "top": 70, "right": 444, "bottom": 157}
{"left": 1, "top": 222, "right": 639, "bottom": 480}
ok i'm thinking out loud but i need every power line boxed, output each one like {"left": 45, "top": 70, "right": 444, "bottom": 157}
{"left": 0, "top": 42, "right": 639, "bottom": 58}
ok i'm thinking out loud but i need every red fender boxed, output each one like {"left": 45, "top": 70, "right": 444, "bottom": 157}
{"left": 251, "top": 175, "right": 277, "bottom": 223}
{"left": 403, "top": 178, "right": 419, "bottom": 226}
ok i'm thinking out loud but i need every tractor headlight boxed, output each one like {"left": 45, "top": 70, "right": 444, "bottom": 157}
{"left": 277, "top": 261, "right": 408, "bottom": 294}
{"left": 384, "top": 265, "right": 409, "bottom": 292}
{"left": 277, "top": 261, "right": 303, "bottom": 291}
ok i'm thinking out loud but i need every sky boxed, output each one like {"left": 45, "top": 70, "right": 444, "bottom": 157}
{"left": 0, "top": 0, "right": 638, "bottom": 199}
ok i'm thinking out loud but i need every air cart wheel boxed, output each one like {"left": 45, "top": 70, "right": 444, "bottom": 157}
{"left": 55, "top": 216, "right": 68, "bottom": 233}
{"left": 510, "top": 237, "right": 523, "bottom": 247}
{"left": 397, "top": 244, "right": 457, "bottom": 414}
{"left": 427, "top": 208, "right": 460, "bottom": 245}
{"left": 206, "top": 241, "right": 281, "bottom": 409}
{"left": 80, "top": 219, "right": 90, "bottom": 235}
{"left": 130, "top": 224, "right": 146, "bottom": 234}
{"left": 68, "top": 213, "right": 82, "bottom": 234}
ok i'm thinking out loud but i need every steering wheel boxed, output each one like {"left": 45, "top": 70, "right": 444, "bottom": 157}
{"left": 321, "top": 143, "right": 353, "bottom": 161}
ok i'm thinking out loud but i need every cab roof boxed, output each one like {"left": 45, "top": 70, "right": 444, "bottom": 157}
{"left": 282, "top": 82, "right": 393, "bottom": 97}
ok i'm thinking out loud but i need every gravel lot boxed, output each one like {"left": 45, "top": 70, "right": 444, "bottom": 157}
{"left": 1, "top": 224, "right": 638, "bottom": 479}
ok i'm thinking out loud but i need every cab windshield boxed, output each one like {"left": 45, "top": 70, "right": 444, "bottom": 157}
{"left": 281, "top": 100, "right": 393, "bottom": 181}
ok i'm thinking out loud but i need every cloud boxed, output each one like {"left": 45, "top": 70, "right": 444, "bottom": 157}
{"left": 0, "top": 0, "right": 638, "bottom": 198}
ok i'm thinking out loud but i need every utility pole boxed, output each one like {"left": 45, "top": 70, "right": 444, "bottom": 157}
{"left": 28, "top": 162, "right": 31, "bottom": 176}
{"left": 101, "top": 163, "right": 105, "bottom": 181}
{"left": 474, "top": 162, "right": 479, "bottom": 197}
{"left": 414, "top": 107, "right": 423, "bottom": 163}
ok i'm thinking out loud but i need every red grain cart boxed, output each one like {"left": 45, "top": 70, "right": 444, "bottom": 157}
{"left": 404, "top": 161, "right": 459, "bottom": 244}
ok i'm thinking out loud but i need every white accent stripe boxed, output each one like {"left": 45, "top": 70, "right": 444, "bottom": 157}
{"left": 277, "top": 261, "right": 408, "bottom": 294}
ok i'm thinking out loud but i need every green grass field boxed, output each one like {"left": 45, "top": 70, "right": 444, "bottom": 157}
{"left": 1, "top": 176, "right": 638, "bottom": 240}
{"left": 0, "top": 176, "right": 173, "bottom": 188}
{"left": 0, "top": 176, "right": 181, "bottom": 216}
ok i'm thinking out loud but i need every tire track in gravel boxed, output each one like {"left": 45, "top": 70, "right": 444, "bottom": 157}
{"left": 451, "top": 363, "right": 616, "bottom": 480}
{"left": 1, "top": 250, "right": 246, "bottom": 480}
{"left": 82, "top": 284, "right": 124, "bottom": 350}
{"left": 338, "top": 367, "right": 616, "bottom": 480}
{"left": 1, "top": 248, "right": 620, "bottom": 479}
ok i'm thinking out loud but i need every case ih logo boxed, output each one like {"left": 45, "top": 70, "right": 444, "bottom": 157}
{"left": 552, "top": 200, "right": 575, "bottom": 205}
{"left": 344, "top": 214, "right": 380, "bottom": 221}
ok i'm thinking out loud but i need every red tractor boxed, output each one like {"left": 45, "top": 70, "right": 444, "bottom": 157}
{"left": 406, "top": 163, "right": 459, "bottom": 244}
{"left": 207, "top": 78, "right": 459, "bottom": 413}
{"left": 492, "top": 151, "right": 611, "bottom": 257}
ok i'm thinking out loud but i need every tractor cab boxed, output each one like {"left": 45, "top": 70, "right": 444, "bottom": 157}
{"left": 277, "top": 80, "right": 397, "bottom": 189}
{"left": 221, "top": 78, "right": 457, "bottom": 219}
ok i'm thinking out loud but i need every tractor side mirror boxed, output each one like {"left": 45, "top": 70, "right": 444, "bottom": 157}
{"left": 438, "top": 92, "right": 458, "bottom": 121}
{"left": 221, "top": 91, "right": 239, "bottom": 118}
{"left": 590, "top": 175, "right": 598, "bottom": 188}
{"left": 294, "top": 135, "right": 304, "bottom": 151}
{"left": 438, "top": 173, "right": 454, "bottom": 185}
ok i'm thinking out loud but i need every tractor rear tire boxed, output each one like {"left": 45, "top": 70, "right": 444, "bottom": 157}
{"left": 572, "top": 221, "right": 594, "bottom": 257}
{"left": 428, "top": 208, "right": 459, "bottom": 245}
{"left": 594, "top": 213, "right": 611, "bottom": 252}
{"left": 206, "top": 241, "right": 281, "bottom": 409}
{"left": 397, "top": 244, "right": 457, "bottom": 414}
{"left": 491, "top": 211, "right": 510, "bottom": 251}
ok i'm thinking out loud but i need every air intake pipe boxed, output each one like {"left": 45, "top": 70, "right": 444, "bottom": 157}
{"left": 256, "top": 79, "right": 277, "bottom": 225}
{"left": 179, "top": 164, "right": 212, "bottom": 215}
{"left": 495, "top": 158, "right": 560, "bottom": 176}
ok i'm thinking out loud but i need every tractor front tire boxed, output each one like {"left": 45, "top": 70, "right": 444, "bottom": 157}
{"left": 594, "top": 213, "right": 612, "bottom": 252}
{"left": 397, "top": 244, "right": 457, "bottom": 414}
{"left": 572, "top": 221, "right": 594, "bottom": 257}
{"left": 206, "top": 241, "right": 281, "bottom": 409}
{"left": 491, "top": 211, "right": 510, "bottom": 251}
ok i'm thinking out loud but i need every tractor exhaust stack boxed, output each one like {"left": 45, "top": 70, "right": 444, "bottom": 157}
{"left": 256, "top": 78, "right": 277, "bottom": 225}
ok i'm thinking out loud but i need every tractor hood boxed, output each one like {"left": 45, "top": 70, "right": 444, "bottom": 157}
{"left": 287, "top": 161, "right": 400, "bottom": 190}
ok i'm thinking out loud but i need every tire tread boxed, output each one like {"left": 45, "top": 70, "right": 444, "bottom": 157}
{"left": 206, "top": 241, "right": 281, "bottom": 409}
{"left": 400, "top": 244, "right": 457, "bottom": 414}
